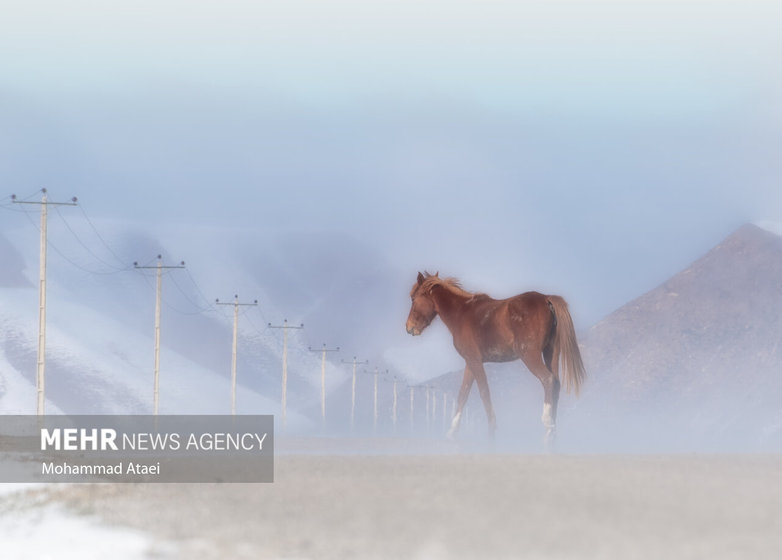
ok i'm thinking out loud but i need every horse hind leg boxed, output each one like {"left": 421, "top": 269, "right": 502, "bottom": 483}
{"left": 541, "top": 382, "right": 560, "bottom": 452}
{"left": 526, "top": 348, "right": 560, "bottom": 451}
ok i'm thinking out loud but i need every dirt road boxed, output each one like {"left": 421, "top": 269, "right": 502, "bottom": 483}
{"left": 16, "top": 451, "right": 782, "bottom": 559}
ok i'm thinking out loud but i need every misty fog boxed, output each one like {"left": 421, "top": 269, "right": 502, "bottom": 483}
{"left": 2, "top": 1, "right": 782, "bottom": 453}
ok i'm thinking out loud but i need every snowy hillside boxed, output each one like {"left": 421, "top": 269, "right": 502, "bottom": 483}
{"left": 575, "top": 224, "right": 782, "bottom": 451}
{"left": 0, "top": 212, "right": 353, "bottom": 426}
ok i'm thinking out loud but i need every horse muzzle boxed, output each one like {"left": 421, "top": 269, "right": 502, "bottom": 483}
{"left": 406, "top": 325, "right": 421, "bottom": 336}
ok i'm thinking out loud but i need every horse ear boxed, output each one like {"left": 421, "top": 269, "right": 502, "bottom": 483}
{"left": 434, "top": 271, "right": 439, "bottom": 277}
{"left": 417, "top": 272, "right": 425, "bottom": 285}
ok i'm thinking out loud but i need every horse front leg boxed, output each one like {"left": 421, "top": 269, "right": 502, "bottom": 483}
{"left": 468, "top": 360, "right": 496, "bottom": 440}
{"left": 447, "top": 365, "right": 474, "bottom": 440}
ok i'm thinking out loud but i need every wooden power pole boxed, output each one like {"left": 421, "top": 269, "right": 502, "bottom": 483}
{"left": 12, "top": 190, "right": 78, "bottom": 415}
{"left": 391, "top": 374, "right": 399, "bottom": 434}
{"left": 372, "top": 367, "right": 379, "bottom": 433}
{"left": 409, "top": 385, "right": 415, "bottom": 431}
{"left": 341, "top": 356, "right": 368, "bottom": 433}
{"left": 134, "top": 256, "right": 185, "bottom": 415}
{"left": 216, "top": 295, "right": 258, "bottom": 415}
{"left": 309, "top": 344, "right": 340, "bottom": 427}
{"left": 268, "top": 319, "right": 303, "bottom": 430}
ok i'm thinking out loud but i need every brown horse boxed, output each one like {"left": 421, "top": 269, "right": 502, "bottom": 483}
{"left": 406, "top": 272, "right": 585, "bottom": 446}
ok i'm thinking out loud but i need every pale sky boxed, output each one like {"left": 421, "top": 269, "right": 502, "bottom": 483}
{"left": 2, "top": 0, "right": 781, "bottom": 332}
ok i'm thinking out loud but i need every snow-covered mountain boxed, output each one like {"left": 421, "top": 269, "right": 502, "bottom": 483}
{"left": 573, "top": 223, "right": 782, "bottom": 451}
{"left": 0, "top": 214, "right": 365, "bottom": 427}
{"left": 7, "top": 205, "right": 780, "bottom": 449}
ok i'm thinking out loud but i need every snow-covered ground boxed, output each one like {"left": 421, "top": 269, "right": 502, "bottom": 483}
{"left": 0, "top": 483, "right": 176, "bottom": 559}
{"left": 2, "top": 453, "right": 779, "bottom": 560}
{"left": 0, "top": 218, "right": 342, "bottom": 427}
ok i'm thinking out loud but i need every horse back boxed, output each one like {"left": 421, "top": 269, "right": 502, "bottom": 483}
{"left": 462, "top": 291, "right": 552, "bottom": 362}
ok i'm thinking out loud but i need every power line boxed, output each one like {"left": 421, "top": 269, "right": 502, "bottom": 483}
{"left": 17, "top": 201, "right": 124, "bottom": 276}
{"left": 182, "top": 268, "right": 220, "bottom": 314}
{"left": 76, "top": 204, "right": 129, "bottom": 269}
{"left": 136, "top": 255, "right": 161, "bottom": 268}
{"left": 134, "top": 270, "right": 205, "bottom": 316}
{"left": 0, "top": 200, "right": 33, "bottom": 213}
{"left": 168, "top": 271, "right": 216, "bottom": 314}
{"left": 3, "top": 189, "right": 46, "bottom": 205}
{"left": 238, "top": 307, "right": 270, "bottom": 340}
{"left": 53, "top": 206, "right": 129, "bottom": 273}
{"left": 132, "top": 266, "right": 215, "bottom": 317}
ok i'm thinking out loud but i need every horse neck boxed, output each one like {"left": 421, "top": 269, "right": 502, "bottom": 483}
{"left": 431, "top": 286, "right": 470, "bottom": 331}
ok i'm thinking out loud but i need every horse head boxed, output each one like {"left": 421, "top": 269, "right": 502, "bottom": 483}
{"left": 406, "top": 271, "right": 439, "bottom": 336}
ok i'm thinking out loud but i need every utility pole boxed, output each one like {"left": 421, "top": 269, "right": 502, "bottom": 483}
{"left": 216, "top": 295, "right": 258, "bottom": 415}
{"left": 425, "top": 385, "right": 431, "bottom": 432}
{"left": 426, "top": 385, "right": 436, "bottom": 433}
{"left": 268, "top": 319, "right": 304, "bottom": 431}
{"left": 12, "top": 190, "right": 78, "bottom": 415}
{"left": 341, "top": 357, "right": 368, "bottom": 433}
{"left": 409, "top": 385, "right": 415, "bottom": 432}
{"left": 134, "top": 256, "right": 185, "bottom": 415}
{"left": 391, "top": 374, "right": 399, "bottom": 434}
{"left": 309, "top": 344, "right": 340, "bottom": 427}
{"left": 442, "top": 391, "right": 448, "bottom": 430}
{"left": 372, "top": 367, "right": 380, "bottom": 433}
{"left": 430, "top": 386, "right": 437, "bottom": 427}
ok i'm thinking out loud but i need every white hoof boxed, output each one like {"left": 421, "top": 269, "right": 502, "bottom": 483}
{"left": 446, "top": 411, "right": 462, "bottom": 441}
{"left": 543, "top": 426, "right": 556, "bottom": 453}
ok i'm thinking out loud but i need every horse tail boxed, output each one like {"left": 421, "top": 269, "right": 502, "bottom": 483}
{"left": 547, "top": 295, "right": 586, "bottom": 396}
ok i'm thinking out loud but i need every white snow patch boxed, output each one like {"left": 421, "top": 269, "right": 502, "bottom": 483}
{"left": 0, "top": 484, "right": 175, "bottom": 559}
{"left": 755, "top": 220, "right": 782, "bottom": 237}
{"left": 0, "top": 341, "right": 63, "bottom": 415}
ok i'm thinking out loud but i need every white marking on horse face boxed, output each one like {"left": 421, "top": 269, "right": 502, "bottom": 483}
{"left": 542, "top": 403, "right": 555, "bottom": 428}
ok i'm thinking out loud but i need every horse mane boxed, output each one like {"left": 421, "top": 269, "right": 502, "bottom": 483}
{"left": 415, "top": 272, "right": 482, "bottom": 299}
